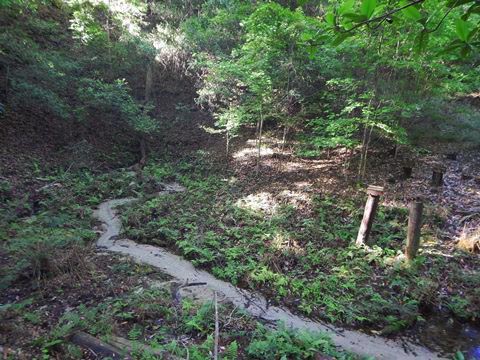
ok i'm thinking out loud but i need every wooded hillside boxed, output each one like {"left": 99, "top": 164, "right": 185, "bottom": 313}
{"left": 1, "top": 1, "right": 480, "bottom": 359}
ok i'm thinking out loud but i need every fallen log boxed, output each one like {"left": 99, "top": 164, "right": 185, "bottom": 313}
{"left": 70, "top": 332, "right": 125, "bottom": 359}
{"left": 108, "top": 335, "right": 183, "bottom": 360}
{"left": 70, "top": 331, "right": 183, "bottom": 360}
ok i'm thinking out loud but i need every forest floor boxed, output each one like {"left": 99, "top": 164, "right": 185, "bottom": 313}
{"left": 1, "top": 128, "right": 480, "bottom": 359}
{"left": 120, "top": 133, "right": 480, "bottom": 357}
{"left": 1, "top": 78, "right": 480, "bottom": 359}
{"left": 0, "top": 158, "right": 358, "bottom": 359}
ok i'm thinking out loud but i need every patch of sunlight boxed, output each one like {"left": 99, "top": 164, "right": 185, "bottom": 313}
{"left": 246, "top": 138, "right": 283, "bottom": 146}
{"left": 457, "top": 228, "right": 480, "bottom": 253}
{"left": 199, "top": 125, "right": 223, "bottom": 134}
{"left": 96, "top": 0, "right": 145, "bottom": 35}
{"left": 422, "top": 247, "right": 455, "bottom": 258}
{"left": 233, "top": 147, "right": 274, "bottom": 159}
{"left": 221, "top": 177, "right": 237, "bottom": 184}
{"left": 235, "top": 192, "right": 277, "bottom": 215}
{"left": 66, "top": 0, "right": 146, "bottom": 40}
{"left": 278, "top": 189, "right": 312, "bottom": 207}
{"left": 152, "top": 25, "right": 187, "bottom": 67}
{"left": 294, "top": 181, "right": 312, "bottom": 188}
{"left": 421, "top": 234, "right": 440, "bottom": 246}
{"left": 271, "top": 232, "right": 305, "bottom": 255}
{"left": 382, "top": 199, "right": 407, "bottom": 209}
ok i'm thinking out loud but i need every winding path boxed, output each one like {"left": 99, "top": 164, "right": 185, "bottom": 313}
{"left": 93, "top": 185, "right": 443, "bottom": 360}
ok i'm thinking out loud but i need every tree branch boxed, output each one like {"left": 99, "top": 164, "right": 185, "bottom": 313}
{"left": 426, "top": 0, "right": 460, "bottom": 33}
{"left": 341, "top": 0, "right": 426, "bottom": 33}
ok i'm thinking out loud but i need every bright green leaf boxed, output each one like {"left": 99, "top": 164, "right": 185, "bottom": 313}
{"left": 343, "top": 12, "right": 368, "bottom": 23}
{"left": 325, "top": 12, "right": 336, "bottom": 26}
{"left": 339, "top": 0, "right": 355, "bottom": 15}
{"left": 360, "top": 0, "right": 377, "bottom": 18}
{"left": 332, "top": 32, "right": 354, "bottom": 46}
{"left": 400, "top": 1, "right": 422, "bottom": 21}
{"left": 455, "top": 18, "right": 472, "bottom": 42}
{"left": 446, "top": 0, "right": 475, "bottom": 8}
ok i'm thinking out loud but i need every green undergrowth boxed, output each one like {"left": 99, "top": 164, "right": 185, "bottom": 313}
{"left": 123, "top": 160, "right": 480, "bottom": 333}
{"left": 0, "top": 167, "right": 141, "bottom": 290}
{"left": 39, "top": 286, "right": 357, "bottom": 360}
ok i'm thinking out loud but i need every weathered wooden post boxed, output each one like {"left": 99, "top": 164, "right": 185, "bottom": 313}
{"left": 405, "top": 200, "right": 423, "bottom": 261}
{"left": 402, "top": 163, "right": 413, "bottom": 179}
{"left": 431, "top": 166, "right": 445, "bottom": 187}
{"left": 356, "top": 185, "right": 384, "bottom": 246}
{"left": 446, "top": 152, "right": 457, "bottom": 161}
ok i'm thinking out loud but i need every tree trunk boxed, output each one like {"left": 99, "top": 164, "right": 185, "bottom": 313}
{"left": 361, "top": 125, "right": 374, "bottom": 178}
{"left": 225, "top": 130, "right": 230, "bottom": 159}
{"left": 4, "top": 65, "right": 9, "bottom": 101}
{"left": 106, "top": 0, "right": 112, "bottom": 73}
{"left": 358, "top": 124, "right": 368, "bottom": 178}
{"left": 281, "top": 126, "right": 288, "bottom": 154}
{"left": 256, "top": 111, "right": 264, "bottom": 173}
{"left": 145, "top": 62, "right": 153, "bottom": 103}
{"left": 140, "top": 136, "right": 147, "bottom": 167}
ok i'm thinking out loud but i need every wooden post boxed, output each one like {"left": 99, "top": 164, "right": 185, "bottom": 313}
{"left": 431, "top": 166, "right": 445, "bottom": 187}
{"left": 356, "top": 185, "right": 384, "bottom": 246}
{"left": 446, "top": 152, "right": 457, "bottom": 161}
{"left": 405, "top": 200, "right": 423, "bottom": 261}
{"left": 402, "top": 165, "right": 413, "bottom": 179}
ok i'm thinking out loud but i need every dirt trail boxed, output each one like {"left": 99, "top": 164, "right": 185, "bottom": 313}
{"left": 93, "top": 185, "right": 444, "bottom": 360}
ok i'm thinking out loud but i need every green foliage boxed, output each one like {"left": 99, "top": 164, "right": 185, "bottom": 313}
{"left": 11, "top": 80, "right": 71, "bottom": 119}
{"left": 0, "top": 166, "right": 142, "bottom": 290}
{"left": 183, "top": 0, "right": 254, "bottom": 56}
{"left": 78, "top": 78, "right": 157, "bottom": 135}
{"left": 246, "top": 324, "right": 341, "bottom": 360}
{"left": 327, "top": 0, "right": 480, "bottom": 57}
{"left": 186, "top": 0, "right": 479, "bottom": 155}
{"left": 40, "top": 286, "right": 355, "bottom": 359}
{"left": 0, "top": 0, "right": 159, "bottom": 162}
{"left": 123, "top": 161, "right": 480, "bottom": 330}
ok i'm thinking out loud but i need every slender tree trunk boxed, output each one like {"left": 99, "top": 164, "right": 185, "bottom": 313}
{"left": 358, "top": 99, "right": 373, "bottom": 179}
{"left": 256, "top": 110, "right": 264, "bottom": 174}
{"left": 358, "top": 124, "right": 368, "bottom": 178}
{"left": 394, "top": 144, "right": 400, "bottom": 159}
{"left": 140, "top": 136, "right": 147, "bottom": 168}
{"left": 145, "top": 62, "right": 153, "bottom": 103}
{"left": 277, "top": 125, "right": 288, "bottom": 171}
{"left": 106, "top": 0, "right": 112, "bottom": 73}
{"left": 4, "top": 65, "right": 9, "bottom": 101}
{"left": 281, "top": 126, "right": 288, "bottom": 154}
{"left": 255, "top": 118, "right": 260, "bottom": 144}
{"left": 361, "top": 125, "right": 374, "bottom": 178}
{"left": 225, "top": 130, "right": 230, "bottom": 158}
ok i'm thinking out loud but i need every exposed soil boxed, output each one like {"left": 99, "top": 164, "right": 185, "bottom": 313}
{"left": 230, "top": 133, "right": 480, "bottom": 248}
